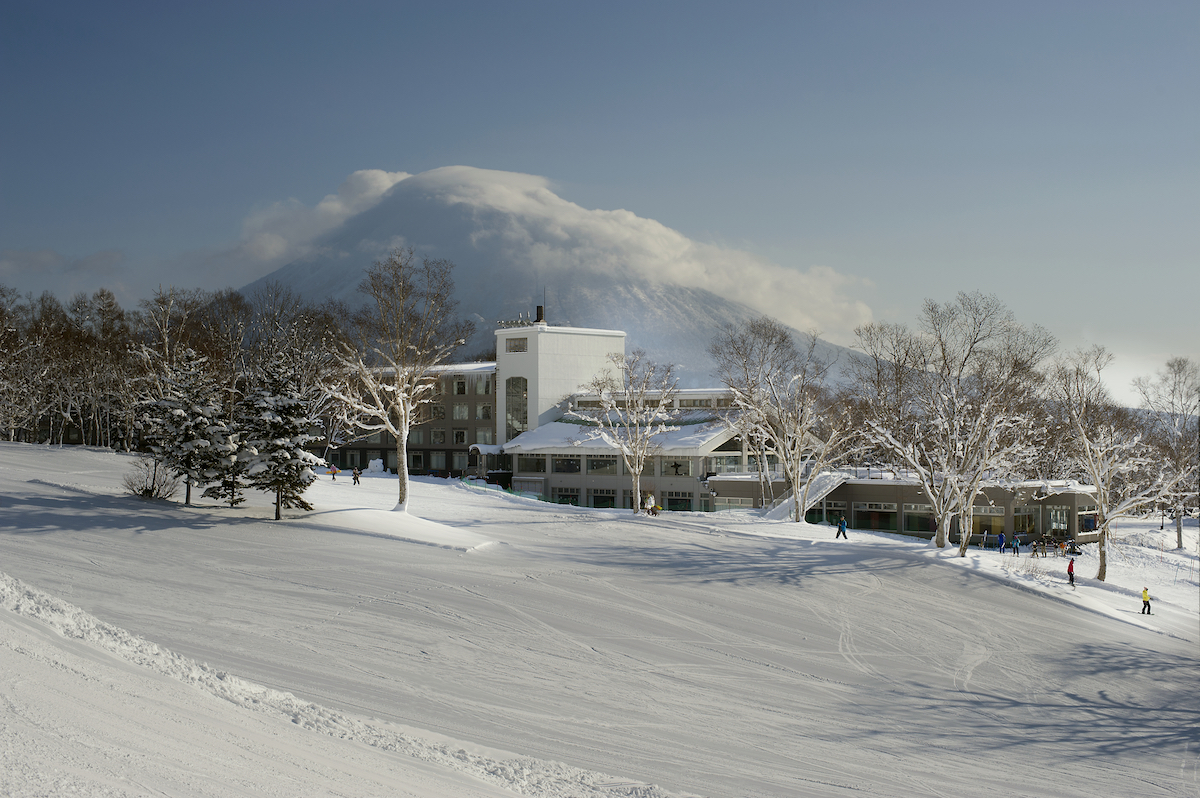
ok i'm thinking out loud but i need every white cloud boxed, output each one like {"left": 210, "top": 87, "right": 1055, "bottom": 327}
{"left": 406, "top": 166, "right": 873, "bottom": 342}
{"left": 233, "top": 169, "right": 411, "bottom": 266}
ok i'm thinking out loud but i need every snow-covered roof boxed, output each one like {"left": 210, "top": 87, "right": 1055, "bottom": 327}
{"left": 428, "top": 362, "right": 497, "bottom": 374}
{"left": 502, "top": 420, "right": 736, "bottom": 457}
{"left": 468, "top": 443, "right": 504, "bottom": 456}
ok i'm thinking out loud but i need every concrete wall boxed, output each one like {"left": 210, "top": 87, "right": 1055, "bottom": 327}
{"left": 495, "top": 324, "right": 625, "bottom": 443}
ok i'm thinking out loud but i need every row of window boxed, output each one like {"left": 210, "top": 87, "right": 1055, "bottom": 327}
{"left": 410, "top": 427, "right": 495, "bottom": 446}
{"left": 515, "top": 455, "right": 697, "bottom": 477}
{"left": 408, "top": 450, "right": 471, "bottom": 471}
{"left": 439, "top": 376, "right": 492, "bottom": 396}
{"left": 425, "top": 403, "right": 493, "bottom": 421}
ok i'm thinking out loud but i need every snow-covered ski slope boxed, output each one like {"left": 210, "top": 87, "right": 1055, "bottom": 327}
{"left": 1, "top": 443, "right": 1197, "bottom": 797}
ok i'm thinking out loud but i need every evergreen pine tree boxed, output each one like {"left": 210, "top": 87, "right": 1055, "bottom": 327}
{"left": 244, "top": 358, "right": 324, "bottom": 520}
{"left": 150, "top": 348, "right": 230, "bottom": 506}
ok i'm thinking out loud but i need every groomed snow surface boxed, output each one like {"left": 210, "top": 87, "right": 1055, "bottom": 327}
{"left": 1, "top": 444, "right": 1197, "bottom": 798}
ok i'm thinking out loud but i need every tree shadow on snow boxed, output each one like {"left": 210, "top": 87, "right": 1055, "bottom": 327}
{"left": 557, "top": 537, "right": 928, "bottom": 589}
{"left": 0, "top": 492, "right": 269, "bottom": 537}
{"left": 860, "top": 642, "right": 1200, "bottom": 757}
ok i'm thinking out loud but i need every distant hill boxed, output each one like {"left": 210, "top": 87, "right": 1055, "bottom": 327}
{"left": 241, "top": 166, "right": 854, "bottom": 386}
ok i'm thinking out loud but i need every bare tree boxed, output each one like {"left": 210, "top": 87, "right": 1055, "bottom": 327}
{"left": 1133, "top": 357, "right": 1200, "bottom": 549}
{"left": 851, "top": 292, "right": 1054, "bottom": 551}
{"left": 1050, "top": 347, "right": 1190, "bottom": 580}
{"left": 323, "top": 249, "right": 474, "bottom": 512}
{"left": 567, "top": 349, "right": 681, "bottom": 513}
{"left": 708, "top": 317, "right": 843, "bottom": 522}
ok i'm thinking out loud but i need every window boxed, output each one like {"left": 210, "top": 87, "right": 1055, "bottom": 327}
{"left": 475, "top": 376, "right": 491, "bottom": 395}
{"left": 454, "top": 379, "right": 467, "bottom": 395}
{"left": 506, "top": 376, "right": 528, "bottom": 441}
{"left": 806, "top": 500, "right": 846, "bottom": 524}
{"left": 588, "top": 488, "right": 616, "bottom": 508}
{"left": 452, "top": 451, "right": 468, "bottom": 471}
{"left": 552, "top": 486, "right": 580, "bottom": 505}
{"left": 708, "top": 455, "right": 741, "bottom": 474}
{"left": 453, "top": 429, "right": 467, "bottom": 445}
{"left": 662, "top": 458, "right": 692, "bottom": 477}
{"left": 430, "top": 405, "right": 446, "bottom": 421}
{"left": 553, "top": 457, "right": 581, "bottom": 474}
{"left": 431, "top": 429, "right": 446, "bottom": 445}
{"left": 475, "top": 427, "right": 494, "bottom": 445}
{"left": 665, "top": 491, "right": 693, "bottom": 511}
{"left": 407, "top": 429, "right": 424, "bottom": 445}
{"left": 679, "top": 398, "right": 712, "bottom": 408}
{"left": 576, "top": 400, "right": 602, "bottom": 409}
{"left": 476, "top": 404, "right": 492, "bottom": 420}
{"left": 408, "top": 451, "right": 424, "bottom": 470}
{"left": 517, "top": 455, "right": 546, "bottom": 473}
{"left": 453, "top": 403, "right": 469, "bottom": 420}
{"left": 853, "top": 502, "right": 897, "bottom": 531}
{"left": 1014, "top": 506, "right": 1040, "bottom": 535}
{"left": 505, "top": 337, "right": 528, "bottom": 353}
{"left": 430, "top": 451, "right": 446, "bottom": 470}
{"left": 902, "top": 503, "right": 936, "bottom": 533}
{"left": 587, "top": 456, "right": 618, "bottom": 475}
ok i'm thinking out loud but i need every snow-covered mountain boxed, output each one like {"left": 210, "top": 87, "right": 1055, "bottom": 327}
{"left": 241, "top": 167, "right": 855, "bottom": 385}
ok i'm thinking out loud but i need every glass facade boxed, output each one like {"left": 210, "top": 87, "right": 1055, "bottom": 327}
{"left": 506, "top": 376, "right": 528, "bottom": 441}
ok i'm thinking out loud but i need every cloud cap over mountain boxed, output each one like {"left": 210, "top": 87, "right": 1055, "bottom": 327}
{"left": 244, "top": 166, "right": 872, "bottom": 380}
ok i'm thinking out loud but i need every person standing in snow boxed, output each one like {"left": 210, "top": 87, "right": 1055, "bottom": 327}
{"left": 836, "top": 515, "right": 848, "bottom": 539}
{"left": 1141, "top": 587, "right": 1152, "bottom": 615}
{"left": 1067, "top": 558, "right": 1075, "bottom": 588}
{"left": 352, "top": 467, "right": 361, "bottom": 485}
{"left": 1011, "top": 537, "right": 1019, "bottom": 556}
{"left": 997, "top": 532, "right": 1005, "bottom": 552}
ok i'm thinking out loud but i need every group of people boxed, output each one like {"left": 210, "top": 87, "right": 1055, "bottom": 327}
{"left": 327, "top": 465, "right": 362, "bottom": 485}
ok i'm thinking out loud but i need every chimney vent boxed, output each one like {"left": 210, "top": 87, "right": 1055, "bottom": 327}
{"left": 535, "top": 305, "right": 545, "bottom": 323}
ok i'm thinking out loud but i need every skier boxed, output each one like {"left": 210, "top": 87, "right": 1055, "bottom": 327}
{"left": 1141, "top": 587, "right": 1152, "bottom": 615}
{"left": 1067, "top": 558, "right": 1075, "bottom": 588}
{"left": 1011, "top": 537, "right": 1019, "bottom": 556}
{"left": 997, "top": 532, "right": 1005, "bottom": 552}
{"left": 328, "top": 465, "right": 339, "bottom": 481}
{"left": 836, "top": 515, "right": 848, "bottom": 539}
{"left": 352, "top": 467, "right": 361, "bottom": 485}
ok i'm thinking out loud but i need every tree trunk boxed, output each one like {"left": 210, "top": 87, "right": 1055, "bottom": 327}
{"left": 955, "top": 514, "right": 972, "bottom": 557}
{"left": 1095, "top": 526, "right": 1108, "bottom": 581}
{"left": 184, "top": 476, "right": 192, "bottom": 506}
{"left": 275, "top": 485, "right": 282, "bottom": 520}
{"left": 394, "top": 431, "right": 409, "bottom": 512}
{"left": 632, "top": 471, "right": 641, "bottom": 514}
{"left": 935, "top": 512, "right": 949, "bottom": 549}
{"left": 1177, "top": 510, "right": 1184, "bottom": 550}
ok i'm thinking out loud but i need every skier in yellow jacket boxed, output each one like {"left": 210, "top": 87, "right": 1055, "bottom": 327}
{"left": 1141, "top": 587, "right": 1152, "bottom": 615}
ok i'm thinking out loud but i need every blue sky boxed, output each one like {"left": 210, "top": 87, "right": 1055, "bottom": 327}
{"left": 1, "top": 1, "right": 1196, "bottom": 398}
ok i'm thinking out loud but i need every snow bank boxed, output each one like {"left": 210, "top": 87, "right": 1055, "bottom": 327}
{"left": 0, "top": 570, "right": 695, "bottom": 798}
